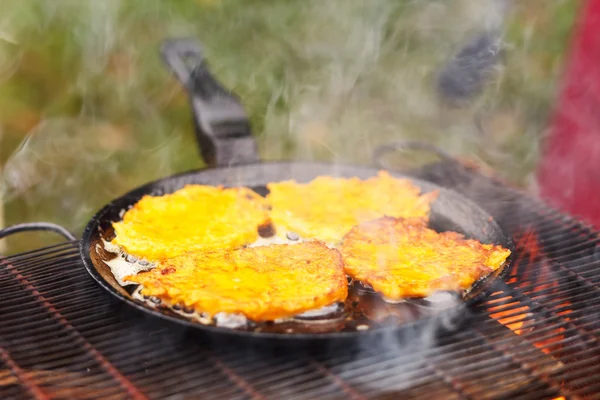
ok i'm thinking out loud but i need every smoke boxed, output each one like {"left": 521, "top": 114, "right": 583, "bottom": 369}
{"left": 257, "top": 0, "right": 517, "bottom": 169}
{"left": 0, "top": 0, "right": 201, "bottom": 244}
{"left": 336, "top": 300, "right": 469, "bottom": 395}
{"left": 0, "top": 1, "right": 576, "bottom": 394}
{"left": 1, "top": 117, "right": 180, "bottom": 232}
{"left": 0, "top": 0, "right": 570, "bottom": 238}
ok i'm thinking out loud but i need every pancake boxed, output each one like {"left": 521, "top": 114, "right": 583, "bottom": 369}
{"left": 111, "top": 185, "right": 270, "bottom": 261}
{"left": 266, "top": 171, "right": 437, "bottom": 244}
{"left": 341, "top": 217, "right": 511, "bottom": 300}
{"left": 125, "top": 241, "right": 348, "bottom": 321}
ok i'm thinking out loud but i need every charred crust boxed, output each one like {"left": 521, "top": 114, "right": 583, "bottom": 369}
{"left": 257, "top": 221, "right": 276, "bottom": 238}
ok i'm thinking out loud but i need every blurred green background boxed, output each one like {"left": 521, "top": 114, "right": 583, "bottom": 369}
{"left": 0, "top": 0, "right": 578, "bottom": 253}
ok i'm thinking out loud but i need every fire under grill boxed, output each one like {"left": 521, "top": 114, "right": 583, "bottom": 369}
{"left": 2, "top": 160, "right": 600, "bottom": 400}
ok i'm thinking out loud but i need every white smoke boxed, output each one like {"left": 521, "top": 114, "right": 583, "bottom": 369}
{"left": 0, "top": 1, "right": 573, "bottom": 394}
{"left": 1, "top": 0, "right": 553, "bottom": 237}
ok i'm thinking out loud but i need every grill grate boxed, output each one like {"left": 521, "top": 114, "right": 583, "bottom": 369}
{"left": 2, "top": 162, "right": 600, "bottom": 399}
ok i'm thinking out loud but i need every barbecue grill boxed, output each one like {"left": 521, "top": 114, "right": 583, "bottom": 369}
{"left": 4, "top": 18, "right": 600, "bottom": 400}
{"left": 3, "top": 157, "right": 600, "bottom": 399}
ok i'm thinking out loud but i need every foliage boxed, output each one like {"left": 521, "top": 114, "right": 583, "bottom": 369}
{"left": 0, "top": 0, "right": 578, "bottom": 252}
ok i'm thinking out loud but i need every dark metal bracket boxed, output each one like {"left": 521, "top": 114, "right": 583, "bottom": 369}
{"left": 161, "top": 38, "right": 259, "bottom": 167}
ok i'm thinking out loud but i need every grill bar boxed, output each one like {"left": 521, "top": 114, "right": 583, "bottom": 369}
{"left": 1, "top": 258, "right": 148, "bottom": 400}
{"left": 309, "top": 359, "right": 368, "bottom": 400}
{"left": 0, "top": 348, "right": 49, "bottom": 400}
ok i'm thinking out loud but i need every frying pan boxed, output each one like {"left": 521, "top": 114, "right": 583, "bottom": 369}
{"left": 0, "top": 38, "right": 514, "bottom": 344}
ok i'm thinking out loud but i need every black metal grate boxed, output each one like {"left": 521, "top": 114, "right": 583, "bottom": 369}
{"left": 2, "top": 162, "right": 600, "bottom": 399}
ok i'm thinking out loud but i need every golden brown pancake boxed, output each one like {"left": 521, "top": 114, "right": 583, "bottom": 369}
{"left": 341, "top": 217, "right": 511, "bottom": 299}
{"left": 266, "top": 171, "right": 437, "bottom": 244}
{"left": 111, "top": 185, "right": 270, "bottom": 261}
{"left": 125, "top": 241, "right": 348, "bottom": 321}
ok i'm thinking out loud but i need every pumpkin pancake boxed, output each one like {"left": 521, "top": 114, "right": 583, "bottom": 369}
{"left": 266, "top": 171, "right": 437, "bottom": 244}
{"left": 125, "top": 241, "right": 348, "bottom": 321}
{"left": 111, "top": 185, "right": 270, "bottom": 261}
{"left": 341, "top": 217, "right": 511, "bottom": 300}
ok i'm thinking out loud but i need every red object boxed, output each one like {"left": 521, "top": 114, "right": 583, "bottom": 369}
{"left": 537, "top": 0, "right": 600, "bottom": 228}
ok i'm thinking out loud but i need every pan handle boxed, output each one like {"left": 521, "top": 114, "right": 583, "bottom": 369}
{"left": 0, "top": 222, "right": 76, "bottom": 241}
{"left": 373, "top": 140, "right": 457, "bottom": 170}
{"left": 161, "top": 38, "right": 259, "bottom": 167}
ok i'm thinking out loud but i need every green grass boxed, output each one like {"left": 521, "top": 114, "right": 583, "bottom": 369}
{"left": 0, "top": 0, "right": 579, "bottom": 253}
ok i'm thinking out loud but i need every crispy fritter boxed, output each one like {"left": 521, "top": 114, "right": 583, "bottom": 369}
{"left": 341, "top": 217, "right": 511, "bottom": 299}
{"left": 125, "top": 241, "right": 348, "bottom": 321}
{"left": 266, "top": 171, "right": 438, "bottom": 244}
{"left": 112, "top": 185, "right": 270, "bottom": 261}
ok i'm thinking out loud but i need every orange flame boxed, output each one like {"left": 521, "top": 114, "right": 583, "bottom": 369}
{"left": 514, "top": 227, "right": 542, "bottom": 264}
{"left": 489, "top": 228, "right": 570, "bottom": 355}
{"left": 489, "top": 303, "right": 532, "bottom": 335}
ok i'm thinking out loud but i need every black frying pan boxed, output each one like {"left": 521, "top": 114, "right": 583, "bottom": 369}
{"left": 1, "top": 39, "right": 514, "bottom": 344}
